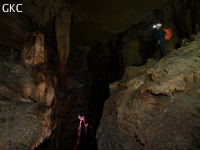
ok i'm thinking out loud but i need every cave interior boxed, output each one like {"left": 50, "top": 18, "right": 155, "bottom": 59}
{"left": 0, "top": 0, "right": 200, "bottom": 150}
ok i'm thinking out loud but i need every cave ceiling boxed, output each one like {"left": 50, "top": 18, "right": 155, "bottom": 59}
{"left": 69, "top": 0, "right": 165, "bottom": 45}
{"left": 0, "top": 0, "right": 165, "bottom": 47}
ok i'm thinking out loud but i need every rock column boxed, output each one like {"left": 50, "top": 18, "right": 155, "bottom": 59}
{"left": 55, "top": 8, "right": 71, "bottom": 90}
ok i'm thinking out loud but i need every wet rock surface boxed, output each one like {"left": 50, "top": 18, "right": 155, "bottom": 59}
{"left": 96, "top": 34, "right": 200, "bottom": 150}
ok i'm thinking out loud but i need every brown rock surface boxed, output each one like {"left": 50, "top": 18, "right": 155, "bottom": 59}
{"left": 0, "top": 101, "right": 53, "bottom": 150}
{"left": 96, "top": 34, "right": 200, "bottom": 149}
{"left": 21, "top": 32, "right": 45, "bottom": 68}
{"left": 0, "top": 32, "right": 55, "bottom": 150}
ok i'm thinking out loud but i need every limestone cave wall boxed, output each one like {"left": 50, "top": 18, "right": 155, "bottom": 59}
{"left": 1, "top": 0, "right": 200, "bottom": 150}
{"left": 116, "top": 0, "right": 200, "bottom": 77}
{"left": 96, "top": 33, "right": 200, "bottom": 150}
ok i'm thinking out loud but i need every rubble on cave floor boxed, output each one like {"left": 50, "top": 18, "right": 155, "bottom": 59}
{"left": 96, "top": 33, "right": 200, "bottom": 150}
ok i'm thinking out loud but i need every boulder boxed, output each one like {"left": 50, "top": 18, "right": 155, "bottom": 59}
{"left": 96, "top": 34, "right": 200, "bottom": 150}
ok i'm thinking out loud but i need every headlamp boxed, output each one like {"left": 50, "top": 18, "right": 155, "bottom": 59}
{"left": 157, "top": 23, "right": 162, "bottom": 27}
{"left": 153, "top": 23, "right": 162, "bottom": 28}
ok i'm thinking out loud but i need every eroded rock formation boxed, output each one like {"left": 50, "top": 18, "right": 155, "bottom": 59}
{"left": 96, "top": 33, "right": 200, "bottom": 149}
{"left": 55, "top": 8, "right": 71, "bottom": 90}
{"left": 1, "top": 0, "right": 200, "bottom": 149}
{"left": 0, "top": 32, "right": 55, "bottom": 150}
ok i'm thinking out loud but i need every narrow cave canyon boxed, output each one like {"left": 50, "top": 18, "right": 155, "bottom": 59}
{"left": 0, "top": 0, "right": 200, "bottom": 150}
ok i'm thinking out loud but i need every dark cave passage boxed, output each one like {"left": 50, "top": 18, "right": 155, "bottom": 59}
{"left": 74, "top": 39, "right": 120, "bottom": 150}
{"left": 34, "top": 38, "right": 121, "bottom": 150}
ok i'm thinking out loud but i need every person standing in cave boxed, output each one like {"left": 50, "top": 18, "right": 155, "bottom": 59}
{"left": 155, "top": 23, "right": 166, "bottom": 58}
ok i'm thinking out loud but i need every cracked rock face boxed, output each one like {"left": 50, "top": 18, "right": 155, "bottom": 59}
{"left": 96, "top": 33, "right": 200, "bottom": 150}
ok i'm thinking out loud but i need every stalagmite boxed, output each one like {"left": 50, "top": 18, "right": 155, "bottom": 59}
{"left": 55, "top": 8, "right": 71, "bottom": 90}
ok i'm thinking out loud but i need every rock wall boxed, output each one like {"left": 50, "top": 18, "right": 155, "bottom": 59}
{"left": 0, "top": 32, "right": 55, "bottom": 150}
{"left": 117, "top": 0, "right": 200, "bottom": 77}
{"left": 0, "top": 16, "right": 92, "bottom": 149}
{"left": 96, "top": 33, "right": 200, "bottom": 149}
{"left": 1, "top": 0, "right": 200, "bottom": 150}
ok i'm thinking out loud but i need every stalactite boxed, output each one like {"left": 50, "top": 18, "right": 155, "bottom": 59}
{"left": 22, "top": 0, "right": 72, "bottom": 91}
{"left": 22, "top": 0, "right": 62, "bottom": 27}
{"left": 55, "top": 8, "right": 71, "bottom": 90}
